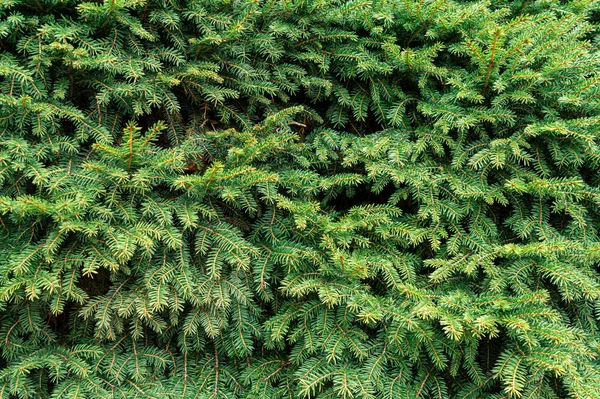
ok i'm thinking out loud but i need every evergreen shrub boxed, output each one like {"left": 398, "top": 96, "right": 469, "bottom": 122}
{"left": 1, "top": 0, "right": 600, "bottom": 397}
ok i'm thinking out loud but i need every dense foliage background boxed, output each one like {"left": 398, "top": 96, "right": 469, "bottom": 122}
{"left": 1, "top": 0, "right": 600, "bottom": 397}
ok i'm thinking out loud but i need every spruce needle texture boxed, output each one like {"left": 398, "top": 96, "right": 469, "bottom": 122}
{"left": 1, "top": 0, "right": 600, "bottom": 398}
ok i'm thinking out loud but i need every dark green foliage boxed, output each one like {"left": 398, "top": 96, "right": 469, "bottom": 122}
{"left": 1, "top": 0, "right": 600, "bottom": 397}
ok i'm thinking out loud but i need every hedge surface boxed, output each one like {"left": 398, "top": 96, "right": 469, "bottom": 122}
{"left": 1, "top": 0, "right": 600, "bottom": 398}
